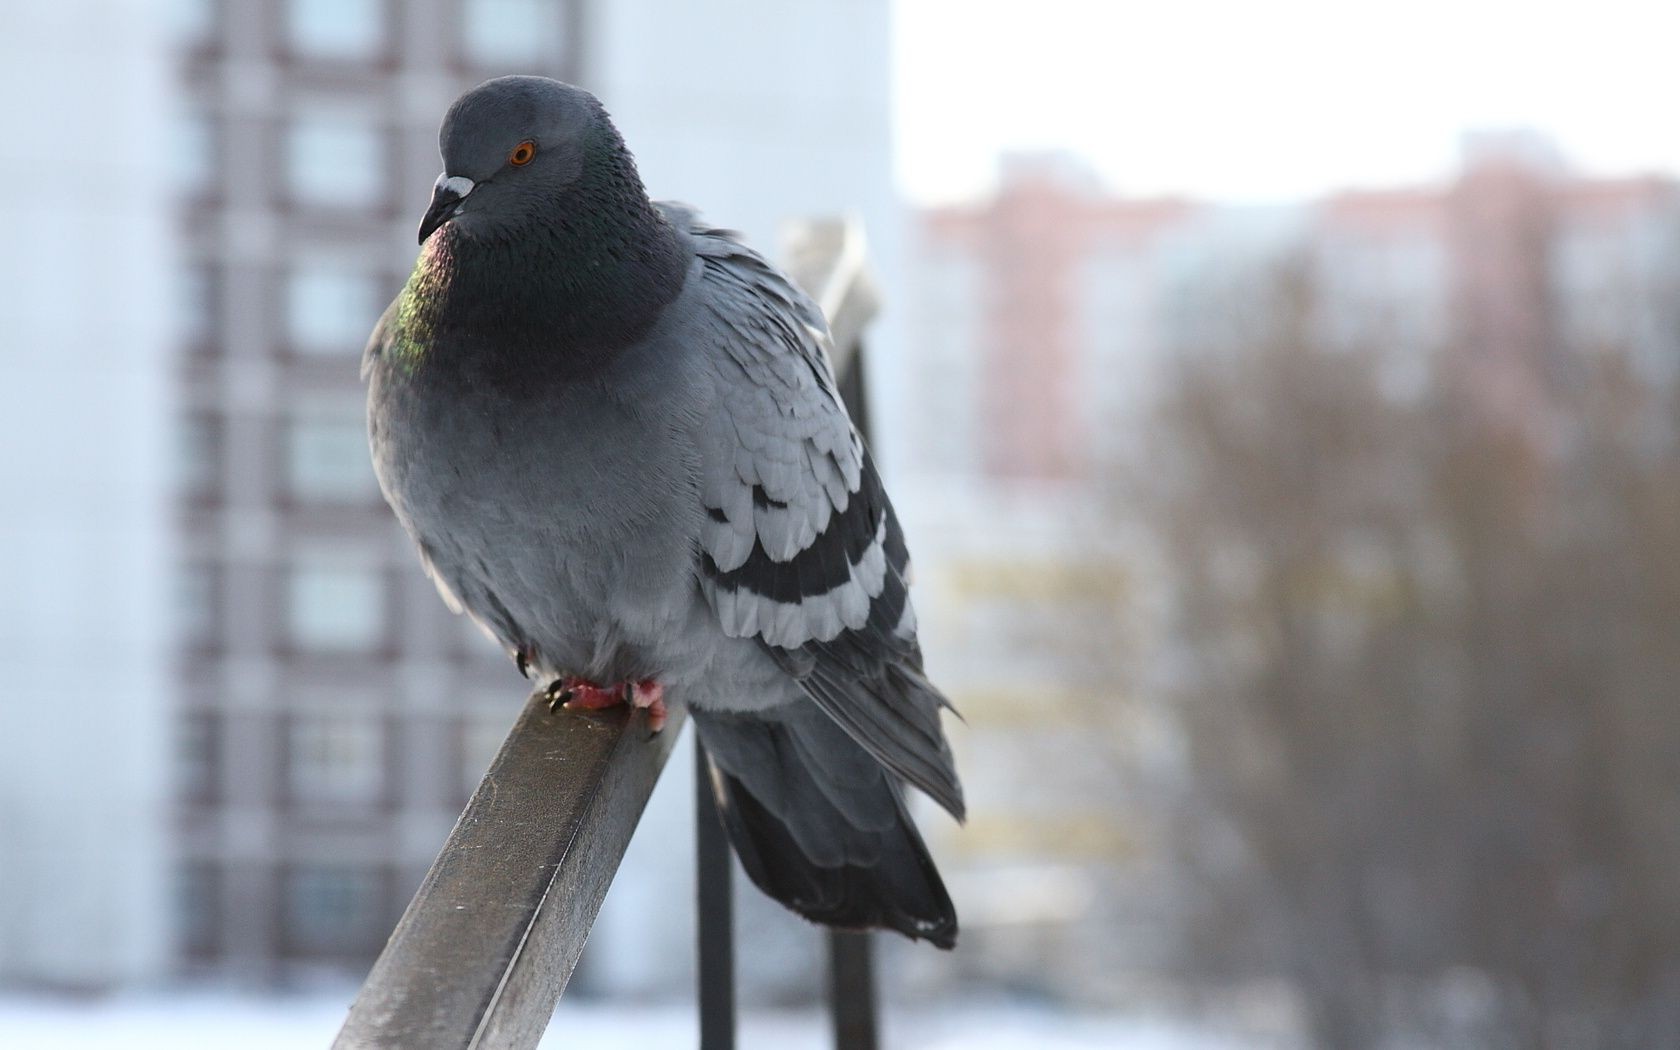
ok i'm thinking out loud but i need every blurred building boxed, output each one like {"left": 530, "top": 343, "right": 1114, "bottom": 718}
{"left": 168, "top": 0, "right": 587, "bottom": 982}
{"left": 895, "top": 476, "right": 1187, "bottom": 1005}
{"left": 0, "top": 2, "right": 175, "bottom": 988}
{"left": 165, "top": 0, "right": 899, "bottom": 988}
{"left": 894, "top": 137, "right": 1680, "bottom": 1004}
{"left": 163, "top": 0, "right": 581, "bottom": 981}
{"left": 909, "top": 143, "right": 1680, "bottom": 487}
{"left": 898, "top": 162, "right": 1298, "bottom": 1000}
{"left": 1324, "top": 130, "right": 1680, "bottom": 424}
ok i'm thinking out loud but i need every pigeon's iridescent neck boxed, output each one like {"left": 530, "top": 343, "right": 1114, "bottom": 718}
{"left": 385, "top": 235, "right": 456, "bottom": 371}
{"left": 390, "top": 199, "right": 684, "bottom": 384}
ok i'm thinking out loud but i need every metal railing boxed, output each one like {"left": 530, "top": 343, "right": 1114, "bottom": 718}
{"left": 334, "top": 218, "right": 883, "bottom": 1050}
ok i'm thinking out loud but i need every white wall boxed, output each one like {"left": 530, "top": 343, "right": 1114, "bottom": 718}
{"left": 0, "top": 0, "right": 174, "bottom": 986}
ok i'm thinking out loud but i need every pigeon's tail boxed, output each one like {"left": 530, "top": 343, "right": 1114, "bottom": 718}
{"left": 691, "top": 704, "right": 957, "bottom": 949}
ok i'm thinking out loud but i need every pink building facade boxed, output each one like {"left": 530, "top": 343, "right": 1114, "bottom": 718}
{"left": 907, "top": 143, "right": 1680, "bottom": 483}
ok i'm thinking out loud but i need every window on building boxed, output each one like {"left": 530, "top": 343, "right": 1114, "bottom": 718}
{"left": 287, "top": 712, "right": 384, "bottom": 803}
{"left": 284, "top": 865, "right": 384, "bottom": 955}
{"left": 286, "top": 113, "right": 384, "bottom": 208}
{"left": 177, "top": 564, "right": 219, "bottom": 649}
{"left": 285, "top": 563, "right": 384, "bottom": 652}
{"left": 176, "top": 712, "right": 219, "bottom": 800}
{"left": 176, "top": 111, "right": 216, "bottom": 198}
{"left": 462, "top": 0, "right": 563, "bottom": 66}
{"left": 175, "top": 862, "right": 219, "bottom": 957}
{"left": 178, "top": 264, "right": 218, "bottom": 349}
{"left": 286, "top": 265, "right": 381, "bottom": 353}
{"left": 172, "top": 0, "right": 218, "bottom": 48}
{"left": 287, "top": 0, "right": 383, "bottom": 59}
{"left": 460, "top": 714, "right": 511, "bottom": 797}
{"left": 177, "top": 413, "right": 221, "bottom": 498}
{"left": 286, "top": 410, "right": 378, "bottom": 501}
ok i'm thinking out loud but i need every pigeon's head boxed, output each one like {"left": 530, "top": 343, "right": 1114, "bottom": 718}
{"left": 418, "top": 76, "right": 623, "bottom": 245}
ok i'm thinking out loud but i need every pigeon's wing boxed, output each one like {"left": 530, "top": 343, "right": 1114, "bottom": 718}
{"left": 667, "top": 205, "right": 963, "bottom": 819}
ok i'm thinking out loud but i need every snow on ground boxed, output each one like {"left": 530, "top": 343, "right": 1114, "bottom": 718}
{"left": 0, "top": 989, "right": 1258, "bottom": 1049}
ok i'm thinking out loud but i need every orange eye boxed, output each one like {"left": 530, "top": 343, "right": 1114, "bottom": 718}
{"left": 509, "top": 140, "right": 536, "bottom": 166}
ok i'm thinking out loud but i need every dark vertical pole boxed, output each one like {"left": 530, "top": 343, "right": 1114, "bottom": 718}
{"left": 828, "top": 932, "right": 880, "bottom": 1050}
{"left": 829, "top": 344, "right": 882, "bottom": 1050}
{"left": 695, "top": 733, "right": 736, "bottom": 1050}
{"left": 835, "top": 344, "right": 872, "bottom": 446}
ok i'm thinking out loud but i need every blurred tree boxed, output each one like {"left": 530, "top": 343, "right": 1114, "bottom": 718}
{"left": 1133, "top": 253, "right": 1680, "bottom": 1048}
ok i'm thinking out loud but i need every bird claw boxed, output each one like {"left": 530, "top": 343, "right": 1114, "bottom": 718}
{"left": 542, "top": 676, "right": 666, "bottom": 730}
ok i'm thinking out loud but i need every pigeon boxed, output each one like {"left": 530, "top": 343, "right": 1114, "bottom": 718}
{"left": 364, "top": 76, "right": 963, "bottom": 947}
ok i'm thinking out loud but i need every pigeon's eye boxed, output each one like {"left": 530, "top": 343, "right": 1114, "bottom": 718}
{"left": 509, "top": 140, "right": 537, "bottom": 166}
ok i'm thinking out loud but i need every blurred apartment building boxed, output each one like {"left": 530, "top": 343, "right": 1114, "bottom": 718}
{"left": 168, "top": 0, "right": 587, "bottom": 982}
{"left": 895, "top": 137, "right": 1680, "bottom": 1002}
{"left": 161, "top": 0, "right": 900, "bottom": 988}
{"left": 0, "top": 2, "right": 175, "bottom": 988}
{"left": 908, "top": 137, "right": 1680, "bottom": 484}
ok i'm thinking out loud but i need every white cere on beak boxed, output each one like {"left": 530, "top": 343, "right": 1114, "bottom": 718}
{"left": 436, "top": 173, "right": 476, "bottom": 198}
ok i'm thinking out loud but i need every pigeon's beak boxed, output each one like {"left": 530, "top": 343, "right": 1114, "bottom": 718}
{"left": 418, "top": 174, "right": 475, "bottom": 244}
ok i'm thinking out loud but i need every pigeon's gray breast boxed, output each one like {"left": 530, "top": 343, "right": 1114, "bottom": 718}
{"left": 366, "top": 304, "right": 713, "bottom": 684}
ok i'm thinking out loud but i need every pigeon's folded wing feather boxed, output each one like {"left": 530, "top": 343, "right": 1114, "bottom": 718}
{"left": 667, "top": 204, "right": 964, "bottom": 819}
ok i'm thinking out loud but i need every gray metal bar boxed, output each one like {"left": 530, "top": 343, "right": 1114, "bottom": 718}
{"left": 824, "top": 348, "right": 881, "bottom": 1050}
{"left": 334, "top": 693, "right": 684, "bottom": 1050}
{"left": 827, "top": 932, "right": 880, "bottom": 1050}
{"left": 816, "top": 215, "right": 887, "bottom": 1048}
{"left": 694, "top": 736, "right": 736, "bottom": 1050}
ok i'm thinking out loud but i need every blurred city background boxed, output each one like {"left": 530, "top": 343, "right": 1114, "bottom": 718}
{"left": 4, "top": 0, "right": 1680, "bottom": 1047}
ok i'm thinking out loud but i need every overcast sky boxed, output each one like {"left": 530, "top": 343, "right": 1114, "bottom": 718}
{"left": 893, "top": 0, "right": 1680, "bottom": 205}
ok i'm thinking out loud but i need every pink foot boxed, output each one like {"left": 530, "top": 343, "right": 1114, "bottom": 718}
{"left": 546, "top": 676, "right": 667, "bottom": 732}
{"left": 549, "top": 677, "right": 622, "bottom": 711}
{"left": 628, "top": 679, "right": 668, "bottom": 732}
